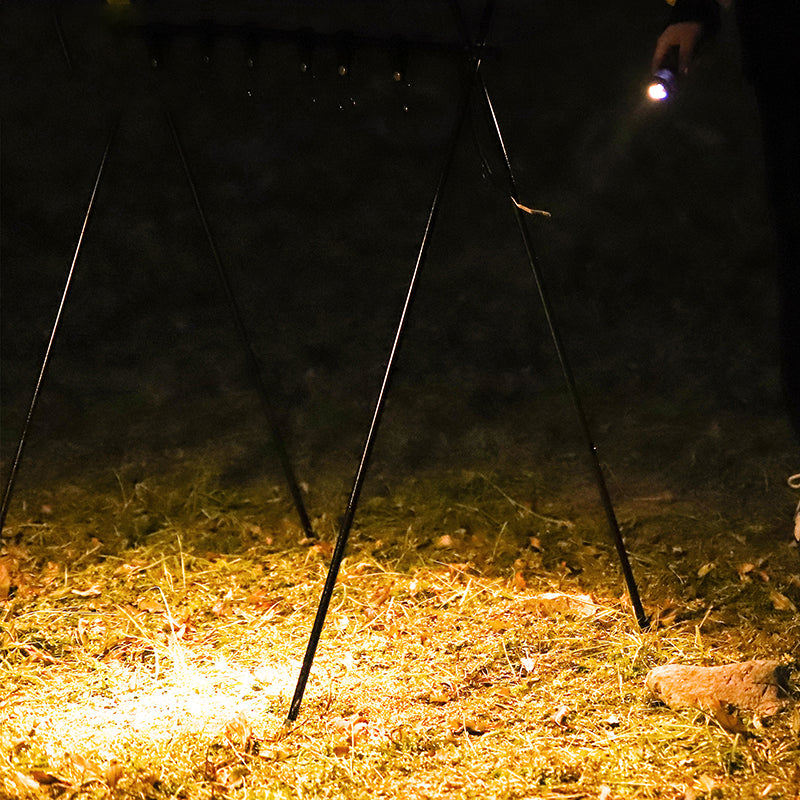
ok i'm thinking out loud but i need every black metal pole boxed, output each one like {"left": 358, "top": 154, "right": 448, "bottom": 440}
{"left": 165, "top": 111, "right": 313, "bottom": 539}
{"left": 0, "top": 123, "right": 117, "bottom": 536}
{"left": 286, "top": 3, "right": 496, "bottom": 724}
{"left": 476, "top": 76, "right": 649, "bottom": 630}
{"left": 51, "top": 2, "right": 73, "bottom": 73}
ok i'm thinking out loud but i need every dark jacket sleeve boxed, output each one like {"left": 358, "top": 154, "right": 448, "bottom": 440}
{"left": 668, "top": 0, "right": 722, "bottom": 36}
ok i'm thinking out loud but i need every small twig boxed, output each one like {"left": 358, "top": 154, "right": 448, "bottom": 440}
{"left": 478, "top": 473, "right": 574, "bottom": 528}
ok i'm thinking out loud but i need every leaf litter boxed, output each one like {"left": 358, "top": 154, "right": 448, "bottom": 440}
{"left": 1, "top": 465, "right": 799, "bottom": 799}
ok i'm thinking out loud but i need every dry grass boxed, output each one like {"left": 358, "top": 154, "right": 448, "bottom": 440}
{"left": 1, "top": 465, "right": 799, "bottom": 800}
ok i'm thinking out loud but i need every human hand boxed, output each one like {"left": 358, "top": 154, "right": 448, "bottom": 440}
{"left": 652, "top": 21, "right": 703, "bottom": 76}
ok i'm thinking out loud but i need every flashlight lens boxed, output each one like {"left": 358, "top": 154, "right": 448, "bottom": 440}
{"left": 647, "top": 81, "right": 669, "bottom": 101}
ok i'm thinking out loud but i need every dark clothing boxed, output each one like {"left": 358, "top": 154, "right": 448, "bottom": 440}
{"left": 670, "top": 0, "right": 800, "bottom": 444}
{"left": 737, "top": 0, "right": 800, "bottom": 445}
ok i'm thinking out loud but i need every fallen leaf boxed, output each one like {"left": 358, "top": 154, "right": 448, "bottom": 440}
{"left": 695, "top": 774, "right": 717, "bottom": 795}
{"left": 512, "top": 571, "right": 527, "bottom": 591}
{"left": 697, "top": 562, "right": 716, "bottom": 579}
{"left": 11, "top": 771, "right": 40, "bottom": 792}
{"left": 306, "top": 541, "right": 333, "bottom": 560}
{"left": 226, "top": 714, "right": 253, "bottom": 748}
{"left": 770, "top": 591, "right": 797, "bottom": 612}
{"left": 71, "top": 585, "right": 102, "bottom": 598}
{"left": 369, "top": 584, "right": 393, "bottom": 608}
{"left": 226, "top": 766, "right": 249, "bottom": 788}
{"left": 137, "top": 596, "right": 165, "bottom": 613}
{"left": 29, "top": 770, "right": 71, "bottom": 788}
{"left": 21, "top": 644, "right": 56, "bottom": 664}
{"left": 527, "top": 591, "right": 599, "bottom": 618}
{"left": 520, "top": 656, "right": 537, "bottom": 673}
{"left": 66, "top": 752, "right": 105, "bottom": 782}
{"left": 709, "top": 700, "right": 747, "bottom": 733}
{"left": 76, "top": 618, "right": 90, "bottom": 648}
{"left": 331, "top": 715, "right": 369, "bottom": 742}
{"left": 737, "top": 563, "right": 755, "bottom": 582}
{"left": 427, "top": 688, "right": 452, "bottom": 704}
{"left": 651, "top": 602, "right": 680, "bottom": 628}
{"left": 0, "top": 561, "right": 11, "bottom": 601}
{"left": 552, "top": 705, "right": 571, "bottom": 728}
{"left": 450, "top": 716, "right": 492, "bottom": 735}
{"left": 104, "top": 761, "right": 124, "bottom": 789}
{"left": 435, "top": 534, "right": 453, "bottom": 549}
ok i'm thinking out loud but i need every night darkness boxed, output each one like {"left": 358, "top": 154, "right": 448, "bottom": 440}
{"left": 2, "top": 0, "right": 793, "bottom": 502}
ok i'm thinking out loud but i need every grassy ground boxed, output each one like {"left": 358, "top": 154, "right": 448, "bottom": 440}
{"left": 1, "top": 456, "right": 799, "bottom": 800}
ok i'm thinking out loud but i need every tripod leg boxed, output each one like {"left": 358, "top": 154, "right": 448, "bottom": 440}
{"left": 165, "top": 112, "right": 313, "bottom": 539}
{"left": 286, "top": 3, "right": 496, "bottom": 724}
{"left": 1, "top": 122, "right": 117, "bottom": 536}
{"left": 476, "top": 76, "right": 649, "bottom": 630}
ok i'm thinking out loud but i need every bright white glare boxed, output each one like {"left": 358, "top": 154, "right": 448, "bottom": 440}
{"left": 20, "top": 651, "right": 299, "bottom": 761}
{"left": 647, "top": 81, "right": 669, "bottom": 102}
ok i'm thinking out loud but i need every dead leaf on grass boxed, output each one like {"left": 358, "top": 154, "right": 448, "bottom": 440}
{"left": 331, "top": 715, "right": 369, "bottom": 740}
{"left": 694, "top": 773, "right": 718, "bottom": 796}
{"left": 697, "top": 562, "right": 716, "bottom": 579}
{"left": 330, "top": 715, "right": 371, "bottom": 755}
{"left": 769, "top": 591, "right": 797, "bottom": 612}
{"left": 520, "top": 656, "right": 537, "bottom": 673}
{"left": 304, "top": 541, "right": 333, "bottom": 561}
{"left": 0, "top": 560, "right": 12, "bottom": 600}
{"left": 551, "top": 705, "right": 571, "bottom": 728}
{"left": 526, "top": 591, "right": 599, "bottom": 618}
{"left": 708, "top": 700, "right": 747, "bottom": 734}
{"left": 427, "top": 687, "right": 453, "bottom": 705}
{"left": 435, "top": 534, "right": 454, "bottom": 549}
{"left": 70, "top": 585, "right": 102, "bottom": 598}
{"left": 65, "top": 752, "right": 106, "bottom": 783}
{"left": 29, "top": 770, "right": 72, "bottom": 789}
{"left": 449, "top": 715, "right": 494, "bottom": 735}
{"left": 225, "top": 714, "right": 254, "bottom": 749}
{"left": 9, "top": 771, "right": 40, "bottom": 793}
{"left": 76, "top": 617, "right": 89, "bottom": 648}
{"left": 137, "top": 595, "right": 165, "bottom": 613}
{"left": 104, "top": 761, "right": 124, "bottom": 789}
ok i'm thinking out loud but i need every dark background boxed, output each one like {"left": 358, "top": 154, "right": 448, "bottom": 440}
{"left": 1, "top": 1, "right": 794, "bottom": 524}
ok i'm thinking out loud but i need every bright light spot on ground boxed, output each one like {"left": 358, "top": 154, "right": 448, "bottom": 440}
{"left": 24, "top": 646, "right": 298, "bottom": 760}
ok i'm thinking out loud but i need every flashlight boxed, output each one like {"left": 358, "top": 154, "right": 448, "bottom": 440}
{"left": 647, "top": 45, "right": 679, "bottom": 102}
{"left": 647, "top": 67, "right": 677, "bottom": 101}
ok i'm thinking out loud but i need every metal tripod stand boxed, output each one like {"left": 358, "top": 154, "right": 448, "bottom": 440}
{"left": 286, "top": 0, "right": 648, "bottom": 723}
{"left": 0, "top": 109, "right": 314, "bottom": 540}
